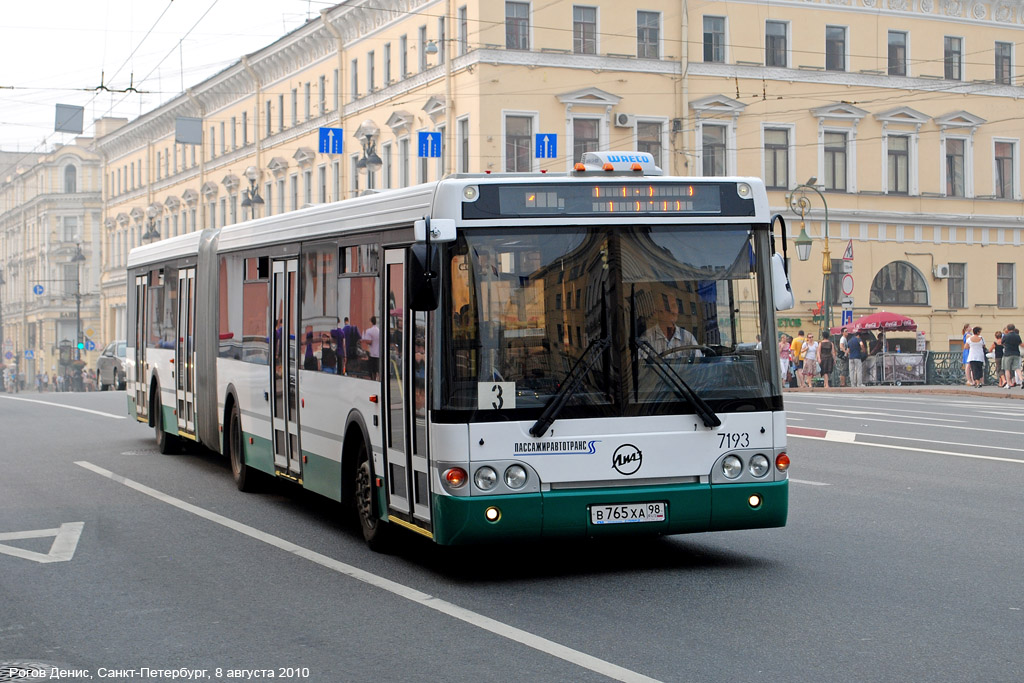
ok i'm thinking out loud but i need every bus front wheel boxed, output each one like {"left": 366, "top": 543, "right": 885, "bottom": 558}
{"left": 355, "top": 442, "right": 390, "bottom": 551}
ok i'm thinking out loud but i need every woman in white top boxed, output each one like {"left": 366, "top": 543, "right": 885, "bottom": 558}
{"left": 964, "top": 326, "right": 987, "bottom": 387}
{"left": 801, "top": 334, "right": 820, "bottom": 388}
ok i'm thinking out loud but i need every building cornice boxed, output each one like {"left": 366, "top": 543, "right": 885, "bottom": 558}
{"left": 725, "top": 0, "right": 1024, "bottom": 26}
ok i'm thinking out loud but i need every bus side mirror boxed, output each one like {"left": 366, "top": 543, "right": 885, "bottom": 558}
{"left": 772, "top": 253, "right": 795, "bottom": 311}
{"left": 408, "top": 243, "right": 440, "bottom": 311}
{"left": 414, "top": 218, "right": 456, "bottom": 243}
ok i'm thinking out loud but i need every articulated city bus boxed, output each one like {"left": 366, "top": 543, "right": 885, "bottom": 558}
{"left": 126, "top": 151, "right": 795, "bottom": 548}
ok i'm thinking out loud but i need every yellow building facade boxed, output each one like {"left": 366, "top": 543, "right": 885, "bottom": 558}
{"left": 95, "top": 0, "right": 1024, "bottom": 351}
{"left": 0, "top": 138, "right": 103, "bottom": 384}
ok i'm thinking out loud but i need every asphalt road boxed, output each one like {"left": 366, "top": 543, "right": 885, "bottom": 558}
{"left": 0, "top": 390, "right": 1021, "bottom": 683}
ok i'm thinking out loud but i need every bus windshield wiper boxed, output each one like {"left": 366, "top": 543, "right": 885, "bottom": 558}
{"left": 634, "top": 339, "right": 721, "bottom": 428}
{"left": 529, "top": 336, "right": 611, "bottom": 437}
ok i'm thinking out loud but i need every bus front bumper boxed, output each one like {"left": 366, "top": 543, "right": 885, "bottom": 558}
{"left": 430, "top": 480, "right": 788, "bottom": 545}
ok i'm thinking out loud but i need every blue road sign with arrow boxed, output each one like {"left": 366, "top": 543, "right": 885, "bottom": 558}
{"left": 32, "top": 285, "right": 44, "bottom": 295}
{"left": 418, "top": 132, "right": 441, "bottom": 158}
{"left": 535, "top": 134, "right": 557, "bottom": 159}
{"left": 319, "top": 127, "right": 344, "bottom": 154}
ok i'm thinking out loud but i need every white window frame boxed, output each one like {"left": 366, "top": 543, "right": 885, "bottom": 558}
{"left": 992, "top": 137, "right": 1020, "bottom": 200}
{"left": 573, "top": 5, "right": 600, "bottom": 56}
{"left": 760, "top": 123, "right": 796, "bottom": 190}
{"left": 702, "top": 15, "right": 727, "bottom": 64}
{"left": 824, "top": 25, "right": 848, "bottom": 72}
{"left": 940, "top": 133, "right": 973, "bottom": 198}
{"left": 765, "top": 20, "right": 790, "bottom": 68}
{"left": 818, "top": 127, "right": 856, "bottom": 193}
{"left": 695, "top": 120, "right": 735, "bottom": 177}
{"left": 636, "top": 10, "right": 662, "bottom": 59}
{"left": 634, "top": 117, "right": 669, "bottom": 170}
{"left": 568, "top": 115, "right": 606, "bottom": 169}
{"left": 502, "top": 110, "right": 539, "bottom": 173}
{"left": 457, "top": 115, "right": 471, "bottom": 173}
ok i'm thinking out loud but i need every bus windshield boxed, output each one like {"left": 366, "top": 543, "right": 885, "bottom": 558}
{"left": 440, "top": 224, "right": 779, "bottom": 420}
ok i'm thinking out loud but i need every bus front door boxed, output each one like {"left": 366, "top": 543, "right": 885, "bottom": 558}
{"left": 175, "top": 267, "right": 196, "bottom": 436}
{"left": 270, "top": 258, "right": 302, "bottom": 478}
{"left": 133, "top": 275, "right": 148, "bottom": 421}
{"left": 382, "top": 249, "right": 432, "bottom": 534}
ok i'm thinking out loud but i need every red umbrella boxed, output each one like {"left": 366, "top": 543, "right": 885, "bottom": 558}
{"left": 847, "top": 311, "right": 917, "bottom": 334}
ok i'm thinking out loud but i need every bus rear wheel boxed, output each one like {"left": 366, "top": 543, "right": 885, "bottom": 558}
{"left": 228, "top": 402, "right": 257, "bottom": 492}
{"left": 153, "top": 393, "right": 180, "bottom": 455}
{"left": 355, "top": 442, "right": 390, "bottom": 551}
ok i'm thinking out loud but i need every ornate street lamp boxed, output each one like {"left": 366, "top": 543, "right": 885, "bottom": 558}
{"left": 240, "top": 165, "right": 265, "bottom": 219}
{"left": 786, "top": 177, "right": 832, "bottom": 333}
{"left": 142, "top": 205, "right": 162, "bottom": 244}
{"left": 354, "top": 120, "right": 382, "bottom": 192}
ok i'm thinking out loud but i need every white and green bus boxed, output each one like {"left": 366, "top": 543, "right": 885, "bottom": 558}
{"left": 126, "top": 151, "right": 795, "bottom": 548}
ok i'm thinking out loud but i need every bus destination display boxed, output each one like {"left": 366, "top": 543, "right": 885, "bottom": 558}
{"left": 464, "top": 183, "right": 744, "bottom": 219}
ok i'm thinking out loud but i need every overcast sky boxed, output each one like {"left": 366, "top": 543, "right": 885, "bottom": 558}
{"left": 0, "top": 0, "right": 325, "bottom": 152}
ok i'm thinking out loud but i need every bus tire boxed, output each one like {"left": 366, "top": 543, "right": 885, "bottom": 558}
{"left": 355, "top": 441, "right": 390, "bottom": 551}
{"left": 228, "top": 402, "right": 257, "bottom": 492}
{"left": 153, "top": 388, "right": 180, "bottom": 455}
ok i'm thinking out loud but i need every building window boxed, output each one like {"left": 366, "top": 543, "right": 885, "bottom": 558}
{"left": 995, "top": 42, "right": 1013, "bottom": 85}
{"left": 384, "top": 43, "right": 392, "bottom": 85}
{"left": 438, "top": 16, "right": 446, "bottom": 63}
{"left": 291, "top": 88, "right": 298, "bottom": 126}
{"left": 400, "top": 34, "right": 408, "bottom": 78}
{"left": 277, "top": 178, "right": 285, "bottom": 214}
{"left": 637, "top": 11, "right": 659, "bottom": 59}
{"left": 888, "top": 31, "right": 907, "bottom": 76}
{"left": 230, "top": 117, "right": 237, "bottom": 149}
{"left": 458, "top": 117, "right": 470, "bottom": 173}
{"left": 506, "top": 2, "right": 529, "bottom": 51}
{"left": 459, "top": 6, "right": 468, "bottom": 55}
{"left": 945, "top": 138, "right": 965, "bottom": 197}
{"left": 264, "top": 182, "right": 272, "bottom": 216}
{"left": 351, "top": 59, "right": 359, "bottom": 100}
{"left": 368, "top": 51, "right": 376, "bottom": 93}
{"left": 419, "top": 25, "right": 429, "bottom": 71}
{"left": 573, "top": 118, "right": 600, "bottom": 163}
{"left": 290, "top": 174, "right": 299, "bottom": 211}
{"left": 505, "top": 115, "right": 533, "bottom": 172}
{"left": 242, "top": 111, "right": 248, "bottom": 146}
{"left": 304, "top": 82, "right": 311, "bottom": 119}
{"left": 318, "top": 165, "right": 327, "bottom": 203}
{"left": 764, "top": 128, "right": 789, "bottom": 189}
{"left": 703, "top": 16, "right": 725, "bottom": 63}
{"left": 265, "top": 101, "right": 272, "bottom": 135}
{"left": 382, "top": 143, "right": 392, "bottom": 188}
{"left": 997, "top": 263, "right": 1016, "bottom": 307}
{"left": 332, "top": 160, "right": 341, "bottom": 201}
{"left": 944, "top": 36, "right": 962, "bottom": 80}
{"left": 995, "top": 141, "right": 1015, "bottom": 199}
{"left": 319, "top": 75, "right": 326, "bottom": 115}
{"left": 948, "top": 263, "right": 966, "bottom": 309}
{"left": 702, "top": 124, "right": 726, "bottom": 176}
{"left": 636, "top": 121, "right": 663, "bottom": 168}
{"left": 825, "top": 26, "right": 846, "bottom": 71}
{"left": 765, "top": 21, "right": 787, "bottom": 67}
{"left": 869, "top": 261, "right": 929, "bottom": 306}
{"left": 823, "top": 131, "right": 847, "bottom": 191}
{"left": 209, "top": 127, "right": 216, "bottom": 159}
{"left": 277, "top": 94, "right": 284, "bottom": 131}
{"left": 399, "top": 137, "right": 410, "bottom": 187}
{"left": 887, "top": 135, "right": 909, "bottom": 194}
{"left": 574, "top": 6, "right": 597, "bottom": 55}
{"left": 304, "top": 169, "right": 312, "bottom": 205}
{"left": 64, "top": 165, "right": 77, "bottom": 193}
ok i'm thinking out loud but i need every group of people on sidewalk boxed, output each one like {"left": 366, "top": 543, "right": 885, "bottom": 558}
{"left": 962, "top": 322, "right": 1022, "bottom": 389}
{"left": 780, "top": 327, "right": 885, "bottom": 389}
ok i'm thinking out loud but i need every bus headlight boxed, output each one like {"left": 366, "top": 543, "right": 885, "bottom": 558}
{"left": 722, "top": 455, "right": 742, "bottom": 479}
{"left": 737, "top": 182, "right": 752, "bottom": 198}
{"left": 504, "top": 464, "right": 528, "bottom": 489}
{"left": 474, "top": 466, "right": 498, "bottom": 491}
{"left": 748, "top": 454, "right": 770, "bottom": 478}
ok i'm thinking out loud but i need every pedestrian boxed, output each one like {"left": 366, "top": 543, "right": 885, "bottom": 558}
{"left": 790, "top": 330, "right": 806, "bottom": 388}
{"left": 818, "top": 334, "right": 836, "bottom": 388}
{"left": 847, "top": 329, "right": 865, "bottom": 387}
{"left": 961, "top": 322, "right": 972, "bottom": 386}
{"left": 778, "top": 334, "right": 792, "bottom": 386}
{"left": 802, "top": 333, "right": 819, "bottom": 389}
{"left": 991, "top": 331, "right": 1005, "bottom": 387}
{"left": 865, "top": 332, "right": 884, "bottom": 384}
{"left": 361, "top": 315, "right": 381, "bottom": 380}
{"left": 1001, "top": 323, "right": 1022, "bottom": 389}
{"left": 964, "top": 326, "right": 986, "bottom": 387}
{"left": 837, "top": 327, "right": 850, "bottom": 387}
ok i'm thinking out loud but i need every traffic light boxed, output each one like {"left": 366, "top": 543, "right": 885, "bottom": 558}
{"left": 77, "top": 342, "right": 84, "bottom": 350}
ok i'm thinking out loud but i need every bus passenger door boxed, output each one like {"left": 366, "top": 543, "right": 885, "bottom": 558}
{"left": 175, "top": 267, "right": 196, "bottom": 435}
{"left": 382, "top": 249, "right": 432, "bottom": 533}
{"left": 133, "top": 275, "right": 148, "bottom": 421}
{"left": 270, "top": 258, "right": 301, "bottom": 478}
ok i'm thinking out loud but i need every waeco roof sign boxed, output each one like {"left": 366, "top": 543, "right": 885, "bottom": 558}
{"left": 577, "top": 151, "right": 662, "bottom": 175}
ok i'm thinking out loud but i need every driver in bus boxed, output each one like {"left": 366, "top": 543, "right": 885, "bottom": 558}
{"left": 646, "top": 305, "right": 702, "bottom": 358}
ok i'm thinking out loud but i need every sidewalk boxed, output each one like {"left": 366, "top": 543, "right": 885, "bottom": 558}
{"left": 785, "top": 383, "right": 1024, "bottom": 399}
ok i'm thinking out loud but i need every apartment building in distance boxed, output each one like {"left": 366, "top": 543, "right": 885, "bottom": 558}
{"left": 95, "top": 0, "right": 1024, "bottom": 351}
{"left": 0, "top": 138, "right": 103, "bottom": 383}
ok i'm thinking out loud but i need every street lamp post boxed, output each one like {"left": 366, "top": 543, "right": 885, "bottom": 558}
{"left": 70, "top": 244, "right": 86, "bottom": 391}
{"left": 786, "top": 177, "right": 832, "bottom": 336}
{"left": 353, "top": 120, "right": 382, "bottom": 194}
{"left": 240, "top": 166, "right": 264, "bottom": 220}
{"left": 0, "top": 265, "right": 6, "bottom": 392}
{"left": 141, "top": 205, "right": 162, "bottom": 244}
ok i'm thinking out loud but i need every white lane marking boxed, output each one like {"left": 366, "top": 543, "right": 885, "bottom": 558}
{"left": 818, "top": 408, "right": 964, "bottom": 423}
{"left": 0, "top": 395, "right": 126, "bottom": 420}
{"left": 0, "top": 522, "right": 84, "bottom": 563}
{"left": 788, "top": 394, "right": 1024, "bottom": 413}
{"left": 791, "top": 398, "right": 1024, "bottom": 422}
{"left": 836, "top": 431, "right": 1024, "bottom": 455}
{"left": 790, "top": 479, "right": 831, "bottom": 486}
{"left": 74, "top": 461, "right": 660, "bottom": 683}
{"left": 788, "top": 433, "right": 1024, "bottom": 465}
{"left": 786, "top": 411, "right": 1022, "bottom": 438}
